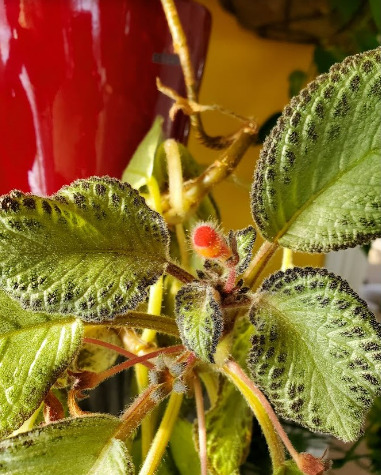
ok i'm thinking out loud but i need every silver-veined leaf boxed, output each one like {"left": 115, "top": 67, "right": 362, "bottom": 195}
{"left": 0, "top": 416, "right": 134, "bottom": 474}
{"left": 0, "top": 290, "right": 83, "bottom": 437}
{"left": 175, "top": 283, "right": 223, "bottom": 363}
{"left": 252, "top": 48, "right": 381, "bottom": 252}
{"left": 248, "top": 267, "right": 381, "bottom": 441}
{"left": 0, "top": 177, "right": 169, "bottom": 320}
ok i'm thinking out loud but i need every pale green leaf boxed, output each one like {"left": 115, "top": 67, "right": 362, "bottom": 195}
{"left": 175, "top": 283, "right": 223, "bottom": 363}
{"left": 235, "top": 226, "right": 256, "bottom": 274}
{"left": 0, "top": 416, "right": 134, "bottom": 474}
{"left": 205, "top": 318, "right": 254, "bottom": 475}
{"left": 0, "top": 290, "right": 83, "bottom": 437}
{"left": 252, "top": 48, "right": 381, "bottom": 252}
{"left": 248, "top": 267, "right": 381, "bottom": 441}
{"left": 0, "top": 177, "right": 169, "bottom": 320}
{"left": 170, "top": 418, "right": 200, "bottom": 475}
{"left": 121, "top": 116, "right": 164, "bottom": 189}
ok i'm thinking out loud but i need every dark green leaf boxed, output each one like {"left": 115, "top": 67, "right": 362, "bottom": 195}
{"left": 248, "top": 267, "right": 381, "bottom": 441}
{"left": 0, "top": 177, "right": 169, "bottom": 320}
{"left": 121, "top": 116, "right": 164, "bottom": 189}
{"left": 0, "top": 290, "right": 83, "bottom": 437}
{"left": 175, "top": 283, "right": 223, "bottom": 363}
{"left": 205, "top": 318, "right": 254, "bottom": 474}
{"left": 252, "top": 48, "right": 381, "bottom": 252}
{"left": 0, "top": 416, "right": 134, "bottom": 474}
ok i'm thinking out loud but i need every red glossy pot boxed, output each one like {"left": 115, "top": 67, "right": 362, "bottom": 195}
{"left": 0, "top": 0, "right": 210, "bottom": 195}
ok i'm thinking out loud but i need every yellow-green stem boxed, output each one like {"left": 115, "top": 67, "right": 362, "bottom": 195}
{"left": 221, "top": 361, "right": 285, "bottom": 470}
{"left": 136, "top": 275, "right": 164, "bottom": 458}
{"left": 281, "top": 248, "right": 294, "bottom": 272}
{"left": 92, "top": 311, "right": 179, "bottom": 337}
{"left": 139, "top": 392, "right": 184, "bottom": 475}
{"left": 244, "top": 241, "right": 279, "bottom": 288}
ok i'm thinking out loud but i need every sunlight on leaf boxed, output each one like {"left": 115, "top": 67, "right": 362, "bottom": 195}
{"left": 0, "top": 291, "right": 83, "bottom": 437}
{"left": 0, "top": 177, "right": 169, "bottom": 320}
{"left": 252, "top": 48, "right": 381, "bottom": 252}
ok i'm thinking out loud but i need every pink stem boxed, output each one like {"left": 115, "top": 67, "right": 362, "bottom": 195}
{"left": 194, "top": 374, "right": 208, "bottom": 475}
{"left": 98, "top": 344, "right": 186, "bottom": 382}
{"left": 225, "top": 360, "right": 300, "bottom": 464}
{"left": 83, "top": 337, "right": 143, "bottom": 361}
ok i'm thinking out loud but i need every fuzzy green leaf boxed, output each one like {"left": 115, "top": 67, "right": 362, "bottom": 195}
{"left": 121, "top": 116, "right": 164, "bottom": 189}
{"left": 0, "top": 290, "right": 83, "bottom": 437}
{"left": 235, "top": 226, "right": 256, "bottom": 274}
{"left": 0, "top": 177, "right": 169, "bottom": 320}
{"left": 248, "top": 267, "right": 381, "bottom": 442}
{"left": 175, "top": 283, "right": 223, "bottom": 363}
{"left": 205, "top": 318, "right": 254, "bottom": 474}
{"left": 0, "top": 416, "right": 134, "bottom": 474}
{"left": 252, "top": 48, "right": 381, "bottom": 252}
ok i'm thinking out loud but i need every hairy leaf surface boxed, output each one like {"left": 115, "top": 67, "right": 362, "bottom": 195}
{"left": 235, "top": 226, "right": 256, "bottom": 274}
{"left": 0, "top": 177, "right": 169, "bottom": 320}
{"left": 248, "top": 267, "right": 381, "bottom": 441}
{"left": 0, "top": 291, "right": 83, "bottom": 437}
{"left": 175, "top": 283, "right": 223, "bottom": 363}
{"left": 252, "top": 48, "right": 381, "bottom": 252}
{"left": 0, "top": 416, "right": 134, "bottom": 474}
{"left": 205, "top": 318, "right": 254, "bottom": 474}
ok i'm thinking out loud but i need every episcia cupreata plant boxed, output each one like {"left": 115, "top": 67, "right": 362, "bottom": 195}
{"left": 0, "top": 4, "right": 380, "bottom": 475}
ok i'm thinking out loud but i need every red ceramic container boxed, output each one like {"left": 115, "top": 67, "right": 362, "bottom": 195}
{"left": 0, "top": 0, "right": 210, "bottom": 195}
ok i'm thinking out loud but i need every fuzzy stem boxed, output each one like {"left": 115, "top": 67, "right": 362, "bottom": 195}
{"left": 165, "top": 139, "right": 184, "bottom": 215}
{"left": 139, "top": 392, "right": 184, "bottom": 475}
{"left": 96, "top": 345, "right": 185, "bottom": 385}
{"left": 166, "top": 262, "right": 195, "bottom": 283}
{"left": 194, "top": 375, "right": 208, "bottom": 475}
{"left": 90, "top": 312, "right": 180, "bottom": 337}
{"left": 83, "top": 337, "right": 152, "bottom": 367}
{"left": 115, "top": 384, "right": 171, "bottom": 442}
{"left": 243, "top": 241, "right": 279, "bottom": 288}
{"left": 159, "top": 0, "right": 232, "bottom": 150}
{"left": 221, "top": 360, "right": 285, "bottom": 470}
{"left": 281, "top": 248, "right": 294, "bottom": 272}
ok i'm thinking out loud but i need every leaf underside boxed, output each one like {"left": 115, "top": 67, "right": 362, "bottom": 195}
{"left": 252, "top": 47, "right": 381, "bottom": 252}
{"left": 175, "top": 283, "right": 223, "bottom": 363}
{"left": 0, "top": 290, "right": 83, "bottom": 438}
{"left": 0, "top": 177, "right": 169, "bottom": 320}
{"left": 248, "top": 267, "right": 381, "bottom": 442}
{"left": 0, "top": 416, "right": 134, "bottom": 474}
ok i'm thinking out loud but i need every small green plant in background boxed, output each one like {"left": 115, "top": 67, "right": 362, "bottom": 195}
{"left": 0, "top": 1, "right": 380, "bottom": 474}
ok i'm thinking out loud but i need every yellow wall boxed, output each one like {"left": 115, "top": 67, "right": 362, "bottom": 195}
{"left": 188, "top": 0, "right": 324, "bottom": 275}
